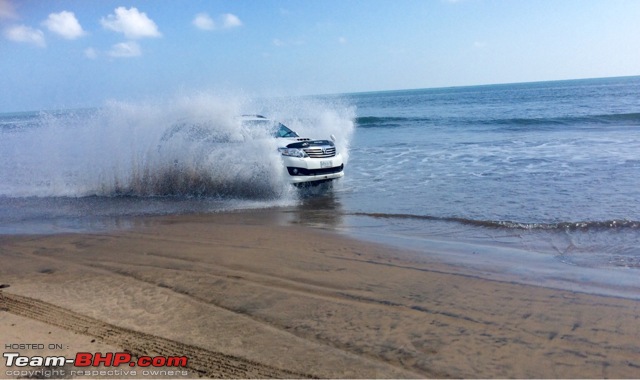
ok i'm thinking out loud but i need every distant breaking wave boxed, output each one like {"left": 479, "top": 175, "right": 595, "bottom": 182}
{"left": 480, "top": 113, "right": 640, "bottom": 128}
{"left": 350, "top": 212, "right": 640, "bottom": 231}
{"left": 355, "top": 112, "right": 640, "bottom": 129}
{"left": 355, "top": 116, "right": 430, "bottom": 128}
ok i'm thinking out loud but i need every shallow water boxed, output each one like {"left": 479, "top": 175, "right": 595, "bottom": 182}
{"left": 2, "top": 79, "right": 640, "bottom": 296}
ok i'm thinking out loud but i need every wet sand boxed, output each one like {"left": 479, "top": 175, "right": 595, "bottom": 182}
{"left": 2, "top": 210, "right": 640, "bottom": 378}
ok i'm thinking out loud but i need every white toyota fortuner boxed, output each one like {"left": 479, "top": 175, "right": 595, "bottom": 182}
{"left": 240, "top": 115, "right": 345, "bottom": 186}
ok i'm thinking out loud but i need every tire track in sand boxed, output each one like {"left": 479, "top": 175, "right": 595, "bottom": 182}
{"left": 0, "top": 291, "right": 313, "bottom": 379}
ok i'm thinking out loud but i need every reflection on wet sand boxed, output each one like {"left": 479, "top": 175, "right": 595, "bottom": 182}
{"left": 282, "top": 187, "right": 346, "bottom": 229}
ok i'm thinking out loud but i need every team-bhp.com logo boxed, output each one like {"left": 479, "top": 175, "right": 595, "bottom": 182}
{"left": 4, "top": 352, "right": 188, "bottom": 367}
{"left": 4, "top": 352, "right": 189, "bottom": 377}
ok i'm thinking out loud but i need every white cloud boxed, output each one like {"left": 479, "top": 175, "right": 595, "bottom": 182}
{"left": 42, "top": 11, "right": 85, "bottom": 40}
{"left": 338, "top": 36, "right": 348, "bottom": 45}
{"left": 108, "top": 41, "right": 141, "bottom": 57}
{"left": 193, "top": 13, "right": 214, "bottom": 30}
{"left": 193, "top": 12, "right": 242, "bottom": 31}
{"left": 221, "top": 13, "right": 242, "bottom": 29}
{"left": 101, "top": 7, "right": 161, "bottom": 39}
{"left": 4, "top": 25, "right": 45, "bottom": 47}
{"left": 272, "top": 38, "right": 285, "bottom": 47}
{"left": 0, "top": 0, "right": 17, "bottom": 20}
{"left": 84, "top": 47, "right": 98, "bottom": 59}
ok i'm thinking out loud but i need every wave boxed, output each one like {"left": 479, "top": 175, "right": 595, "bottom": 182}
{"left": 355, "top": 113, "right": 640, "bottom": 129}
{"left": 355, "top": 116, "right": 430, "bottom": 128}
{"left": 350, "top": 212, "right": 640, "bottom": 231}
{"left": 482, "top": 113, "right": 640, "bottom": 129}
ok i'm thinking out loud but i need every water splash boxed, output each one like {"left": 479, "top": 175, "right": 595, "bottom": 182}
{"left": 0, "top": 92, "right": 356, "bottom": 200}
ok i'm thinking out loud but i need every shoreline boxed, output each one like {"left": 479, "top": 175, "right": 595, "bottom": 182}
{"left": 2, "top": 210, "right": 640, "bottom": 378}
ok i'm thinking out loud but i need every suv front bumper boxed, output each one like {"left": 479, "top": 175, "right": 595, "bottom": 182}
{"left": 282, "top": 153, "right": 345, "bottom": 184}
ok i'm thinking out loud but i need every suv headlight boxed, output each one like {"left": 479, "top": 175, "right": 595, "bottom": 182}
{"left": 278, "top": 147, "right": 308, "bottom": 158}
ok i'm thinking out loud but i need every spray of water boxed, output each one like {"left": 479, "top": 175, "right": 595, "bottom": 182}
{"left": 1, "top": 92, "right": 355, "bottom": 202}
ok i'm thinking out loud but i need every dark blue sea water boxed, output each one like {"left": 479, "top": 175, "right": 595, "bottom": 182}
{"left": 337, "top": 76, "right": 640, "bottom": 270}
{"left": 2, "top": 77, "right": 640, "bottom": 295}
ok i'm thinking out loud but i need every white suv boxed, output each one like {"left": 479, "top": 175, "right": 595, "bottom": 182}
{"left": 240, "top": 115, "right": 345, "bottom": 185}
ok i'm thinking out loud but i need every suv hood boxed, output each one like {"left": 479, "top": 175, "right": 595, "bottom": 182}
{"left": 283, "top": 139, "right": 335, "bottom": 149}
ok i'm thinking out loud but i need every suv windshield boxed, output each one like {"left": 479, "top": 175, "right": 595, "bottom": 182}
{"left": 274, "top": 123, "right": 299, "bottom": 138}
{"left": 242, "top": 118, "right": 299, "bottom": 138}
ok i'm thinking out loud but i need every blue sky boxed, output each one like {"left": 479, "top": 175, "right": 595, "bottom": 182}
{"left": 1, "top": 0, "right": 639, "bottom": 112}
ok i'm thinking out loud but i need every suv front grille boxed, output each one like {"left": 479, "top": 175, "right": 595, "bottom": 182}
{"left": 303, "top": 146, "right": 336, "bottom": 158}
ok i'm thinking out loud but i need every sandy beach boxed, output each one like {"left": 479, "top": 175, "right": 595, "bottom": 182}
{"left": 2, "top": 210, "right": 640, "bottom": 379}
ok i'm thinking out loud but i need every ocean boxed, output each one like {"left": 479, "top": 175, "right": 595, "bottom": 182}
{"left": 2, "top": 76, "right": 640, "bottom": 295}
